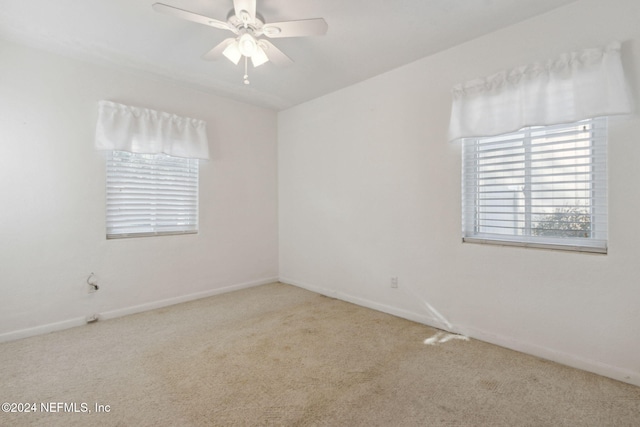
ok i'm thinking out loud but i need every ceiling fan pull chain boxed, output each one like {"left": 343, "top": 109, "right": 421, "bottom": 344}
{"left": 243, "top": 56, "right": 250, "bottom": 85}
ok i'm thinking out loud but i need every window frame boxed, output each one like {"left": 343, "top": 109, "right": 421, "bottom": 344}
{"left": 461, "top": 118, "right": 608, "bottom": 254}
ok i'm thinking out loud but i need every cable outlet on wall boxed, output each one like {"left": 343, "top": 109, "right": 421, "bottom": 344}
{"left": 390, "top": 277, "right": 399, "bottom": 289}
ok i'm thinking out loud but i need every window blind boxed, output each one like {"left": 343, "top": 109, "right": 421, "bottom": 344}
{"left": 106, "top": 151, "right": 199, "bottom": 238}
{"left": 462, "top": 118, "right": 607, "bottom": 253}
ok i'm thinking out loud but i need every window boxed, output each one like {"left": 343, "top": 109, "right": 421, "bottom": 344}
{"left": 95, "top": 101, "right": 208, "bottom": 239}
{"left": 106, "top": 151, "right": 199, "bottom": 238}
{"left": 462, "top": 118, "right": 607, "bottom": 253}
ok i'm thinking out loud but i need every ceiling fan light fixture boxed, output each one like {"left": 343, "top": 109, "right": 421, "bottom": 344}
{"left": 251, "top": 45, "right": 269, "bottom": 67}
{"left": 222, "top": 41, "right": 242, "bottom": 64}
{"left": 238, "top": 33, "right": 257, "bottom": 57}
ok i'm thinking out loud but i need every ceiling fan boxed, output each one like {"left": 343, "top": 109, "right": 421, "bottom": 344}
{"left": 152, "top": 0, "right": 328, "bottom": 84}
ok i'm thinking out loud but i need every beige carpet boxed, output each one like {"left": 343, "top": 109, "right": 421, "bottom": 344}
{"left": 1, "top": 282, "right": 638, "bottom": 426}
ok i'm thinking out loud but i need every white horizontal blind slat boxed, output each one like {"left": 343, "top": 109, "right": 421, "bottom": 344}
{"left": 106, "top": 151, "right": 199, "bottom": 238}
{"left": 462, "top": 118, "right": 607, "bottom": 252}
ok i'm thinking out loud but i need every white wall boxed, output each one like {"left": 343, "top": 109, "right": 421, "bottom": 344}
{"left": 279, "top": 0, "right": 640, "bottom": 386}
{"left": 0, "top": 38, "right": 278, "bottom": 340}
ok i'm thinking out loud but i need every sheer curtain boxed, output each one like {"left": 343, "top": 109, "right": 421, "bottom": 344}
{"left": 95, "top": 100, "right": 210, "bottom": 159}
{"left": 448, "top": 41, "right": 633, "bottom": 141}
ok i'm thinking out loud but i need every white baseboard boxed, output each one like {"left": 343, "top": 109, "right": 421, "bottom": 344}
{"left": 0, "top": 277, "right": 278, "bottom": 344}
{"left": 279, "top": 276, "right": 450, "bottom": 331}
{"left": 462, "top": 325, "right": 640, "bottom": 388}
{"left": 280, "top": 276, "right": 640, "bottom": 388}
{"left": 99, "top": 277, "right": 278, "bottom": 321}
{"left": 0, "top": 317, "right": 89, "bottom": 344}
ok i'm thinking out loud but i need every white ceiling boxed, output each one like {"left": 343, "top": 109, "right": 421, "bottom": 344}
{"left": 0, "top": 0, "right": 577, "bottom": 110}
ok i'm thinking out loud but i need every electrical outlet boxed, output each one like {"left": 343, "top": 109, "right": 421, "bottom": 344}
{"left": 390, "top": 277, "right": 399, "bottom": 288}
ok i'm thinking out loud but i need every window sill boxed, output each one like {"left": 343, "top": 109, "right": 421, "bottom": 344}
{"left": 107, "top": 230, "right": 198, "bottom": 240}
{"left": 462, "top": 236, "right": 607, "bottom": 254}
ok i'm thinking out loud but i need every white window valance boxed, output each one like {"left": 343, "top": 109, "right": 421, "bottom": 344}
{"left": 95, "top": 100, "right": 210, "bottom": 159}
{"left": 448, "top": 41, "right": 633, "bottom": 141}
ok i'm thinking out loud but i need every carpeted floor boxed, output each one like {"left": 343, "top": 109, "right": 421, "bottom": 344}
{"left": 1, "top": 282, "right": 638, "bottom": 426}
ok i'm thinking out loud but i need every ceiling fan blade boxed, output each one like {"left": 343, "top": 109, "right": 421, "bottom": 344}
{"left": 233, "top": 0, "right": 256, "bottom": 24}
{"left": 152, "top": 3, "right": 237, "bottom": 33}
{"left": 259, "top": 40, "right": 293, "bottom": 67}
{"left": 202, "top": 38, "right": 236, "bottom": 61}
{"left": 262, "top": 18, "right": 328, "bottom": 38}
